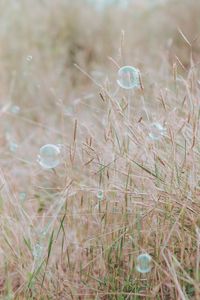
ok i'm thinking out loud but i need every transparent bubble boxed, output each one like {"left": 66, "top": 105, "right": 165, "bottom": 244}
{"left": 40, "top": 228, "right": 48, "bottom": 238}
{"left": 10, "top": 105, "right": 20, "bottom": 114}
{"left": 26, "top": 55, "right": 33, "bottom": 62}
{"left": 9, "top": 142, "right": 18, "bottom": 152}
{"left": 117, "top": 66, "right": 140, "bottom": 90}
{"left": 126, "top": 207, "right": 132, "bottom": 214}
{"left": 148, "top": 122, "right": 166, "bottom": 141}
{"left": 136, "top": 253, "right": 152, "bottom": 274}
{"left": 38, "top": 223, "right": 50, "bottom": 239}
{"left": 37, "top": 144, "right": 61, "bottom": 169}
{"left": 32, "top": 243, "right": 43, "bottom": 259}
{"left": 97, "top": 190, "right": 104, "bottom": 200}
{"left": 19, "top": 192, "right": 26, "bottom": 202}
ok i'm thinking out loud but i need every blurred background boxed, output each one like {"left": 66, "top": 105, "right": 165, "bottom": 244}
{"left": 0, "top": 0, "right": 199, "bottom": 92}
{"left": 0, "top": 0, "right": 199, "bottom": 175}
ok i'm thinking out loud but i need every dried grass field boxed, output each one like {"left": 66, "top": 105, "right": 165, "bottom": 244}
{"left": 0, "top": 0, "right": 200, "bottom": 299}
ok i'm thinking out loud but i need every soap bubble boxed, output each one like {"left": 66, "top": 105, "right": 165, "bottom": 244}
{"left": 136, "top": 253, "right": 152, "bottom": 274}
{"left": 32, "top": 243, "right": 43, "bottom": 259}
{"left": 37, "top": 144, "right": 61, "bottom": 169}
{"left": 117, "top": 66, "right": 140, "bottom": 89}
{"left": 5, "top": 132, "right": 19, "bottom": 153}
{"left": 9, "top": 142, "right": 18, "bottom": 152}
{"left": 26, "top": 55, "right": 33, "bottom": 62}
{"left": 10, "top": 105, "right": 20, "bottom": 114}
{"left": 97, "top": 190, "right": 104, "bottom": 200}
{"left": 40, "top": 228, "right": 48, "bottom": 238}
{"left": 126, "top": 207, "right": 132, "bottom": 214}
{"left": 148, "top": 122, "right": 166, "bottom": 141}
{"left": 19, "top": 192, "right": 26, "bottom": 202}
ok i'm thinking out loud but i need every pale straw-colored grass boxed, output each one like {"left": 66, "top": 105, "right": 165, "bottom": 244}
{"left": 0, "top": 0, "right": 200, "bottom": 299}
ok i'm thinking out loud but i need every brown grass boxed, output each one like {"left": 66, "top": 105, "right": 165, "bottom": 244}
{"left": 0, "top": 0, "right": 200, "bottom": 299}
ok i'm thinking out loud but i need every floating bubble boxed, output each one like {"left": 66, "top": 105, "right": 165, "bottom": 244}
{"left": 148, "top": 122, "right": 166, "bottom": 141}
{"left": 117, "top": 66, "right": 140, "bottom": 90}
{"left": 97, "top": 190, "right": 104, "bottom": 200}
{"left": 126, "top": 207, "right": 132, "bottom": 214}
{"left": 38, "top": 223, "right": 51, "bottom": 239}
{"left": 26, "top": 55, "right": 33, "bottom": 62}
{"left": 32, "top": 243, "right": 43, "bottom": 259}
{"left": 19, "top": 192, "right": 26, "bottom": 202}
{"left": 5, "top": 132, "right": 19, "bottom": 152}
{"left": 9, "top": 142, "right": 18, "bottom": 152}
{"left": 136, "top": 253, "right": 152, "bottom": 274}
{"left": 10, "top": 105, "right": 20, "bottom": 114}
{"left": 41, "top": 228, "right": 48, "bottom": 238}
{"left": 37, "top": 144, "right": 61, "bottom": 169}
